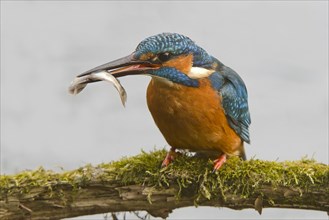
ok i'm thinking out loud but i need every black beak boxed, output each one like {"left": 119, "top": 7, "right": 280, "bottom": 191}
{"left": 77, "top": 53, "right": 158, "bottom": 78}
{"left": 69, "top": 52, "right": 160, "bottom": 100}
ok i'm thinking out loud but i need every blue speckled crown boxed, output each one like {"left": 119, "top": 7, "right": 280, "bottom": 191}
{"left": 135, "top": 33, "right": 213, "bottom": 66}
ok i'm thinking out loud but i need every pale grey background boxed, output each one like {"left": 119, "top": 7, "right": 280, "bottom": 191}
{"left": 1, "top": 1, "right": 328, "bottom": 219}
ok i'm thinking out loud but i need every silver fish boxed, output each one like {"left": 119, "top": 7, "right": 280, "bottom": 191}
{"left": 69, "top": 71, "right": 127, "bottom": 106}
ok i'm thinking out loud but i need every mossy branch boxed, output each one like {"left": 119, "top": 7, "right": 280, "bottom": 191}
{"left": 1, "top": 150, "right": 328, "bottom": 219}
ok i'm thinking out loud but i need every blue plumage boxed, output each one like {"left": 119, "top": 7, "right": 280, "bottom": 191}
{"left": 209, "top": 66, "right": 251, "bottom": 143}
{"left": 135, "top": 33, "right": 213, "bottom": 67}
{"left": 149, "top": 67, "right": 199, "bottom": 87}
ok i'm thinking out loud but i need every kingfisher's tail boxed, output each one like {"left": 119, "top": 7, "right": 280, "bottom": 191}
{"left": 239, "top": 144, "right": 247, "bottom": 160}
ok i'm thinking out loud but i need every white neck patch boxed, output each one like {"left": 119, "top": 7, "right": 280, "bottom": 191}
{"left": 151, "top": 75, "right": 174, "bottom": 87}
{"left": 187, "top": 67, "right": 215, "bottom": 79}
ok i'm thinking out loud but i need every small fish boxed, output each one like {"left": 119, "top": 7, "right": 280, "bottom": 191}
{"left": 69, "top": 71, "right": 127, "bottom": 106}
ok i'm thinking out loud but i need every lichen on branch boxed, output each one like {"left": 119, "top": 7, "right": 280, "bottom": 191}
{"left": 0, "top": 150, "right": 328, "bottom": 219}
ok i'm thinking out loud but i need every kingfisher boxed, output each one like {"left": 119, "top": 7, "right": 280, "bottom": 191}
{"left": 73, "top": 33, "right": 251, "bottom": 170}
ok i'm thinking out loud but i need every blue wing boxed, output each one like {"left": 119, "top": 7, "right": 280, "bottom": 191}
{"left": 209, "top": 66, "right": 251, "bottom": 143}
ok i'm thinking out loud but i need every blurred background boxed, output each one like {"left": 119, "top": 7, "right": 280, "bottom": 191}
{"left": 1, "top": 1, "right": 328, "bottom": 219}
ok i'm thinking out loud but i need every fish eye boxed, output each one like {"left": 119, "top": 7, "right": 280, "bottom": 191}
{"left": 157, "top": 52, "right": 171, "bottom": 62}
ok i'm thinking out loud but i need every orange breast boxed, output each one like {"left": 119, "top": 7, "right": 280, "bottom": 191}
{"left": 147, "top": 77, "right": 243, "bottom": 156}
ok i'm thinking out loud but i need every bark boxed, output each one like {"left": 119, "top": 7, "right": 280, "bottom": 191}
{"left": 1, "top": 151, "right": 328, "bottom": 219}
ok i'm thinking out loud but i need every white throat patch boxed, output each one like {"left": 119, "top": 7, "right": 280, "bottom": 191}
{"left": 151, "top": 75, "right": 174, "bottom": 87}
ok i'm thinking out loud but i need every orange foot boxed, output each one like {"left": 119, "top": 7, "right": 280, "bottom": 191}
{"left": 161, "top": 148, "right": 176, "bottom": 167}
{"left": 213, "top": 154, "right": 227, "bottom": 171}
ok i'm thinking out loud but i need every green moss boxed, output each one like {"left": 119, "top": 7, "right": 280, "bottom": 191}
{"left": 1, "top": 149, "right": 328, "bottom": 202}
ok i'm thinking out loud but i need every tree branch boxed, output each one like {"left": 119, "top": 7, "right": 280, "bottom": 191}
{"left": 1, "top": 150, "right": 328, "bottom": 219}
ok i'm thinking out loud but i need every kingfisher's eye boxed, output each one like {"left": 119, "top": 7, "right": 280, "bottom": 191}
{"left": 157, "top": 52, "right": 171, "bottom": 62}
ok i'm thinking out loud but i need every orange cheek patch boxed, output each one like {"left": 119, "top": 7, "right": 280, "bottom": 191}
{"left": 163, "top": 54, "right": 193, "bottom": 74}
{"left": 139, "top": 52, "right": 154, "bottom": 61}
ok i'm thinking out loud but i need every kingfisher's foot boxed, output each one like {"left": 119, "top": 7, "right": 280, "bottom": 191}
{"left": 161, "top": 148, "right": 176, "bottom": 167}
{"left": 213, "top": 154, "right": 227, "bottom": 172}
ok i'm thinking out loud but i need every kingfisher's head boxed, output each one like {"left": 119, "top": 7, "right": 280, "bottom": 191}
{"left": 78, "top": 33, "right": 218, "bottom": 87}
